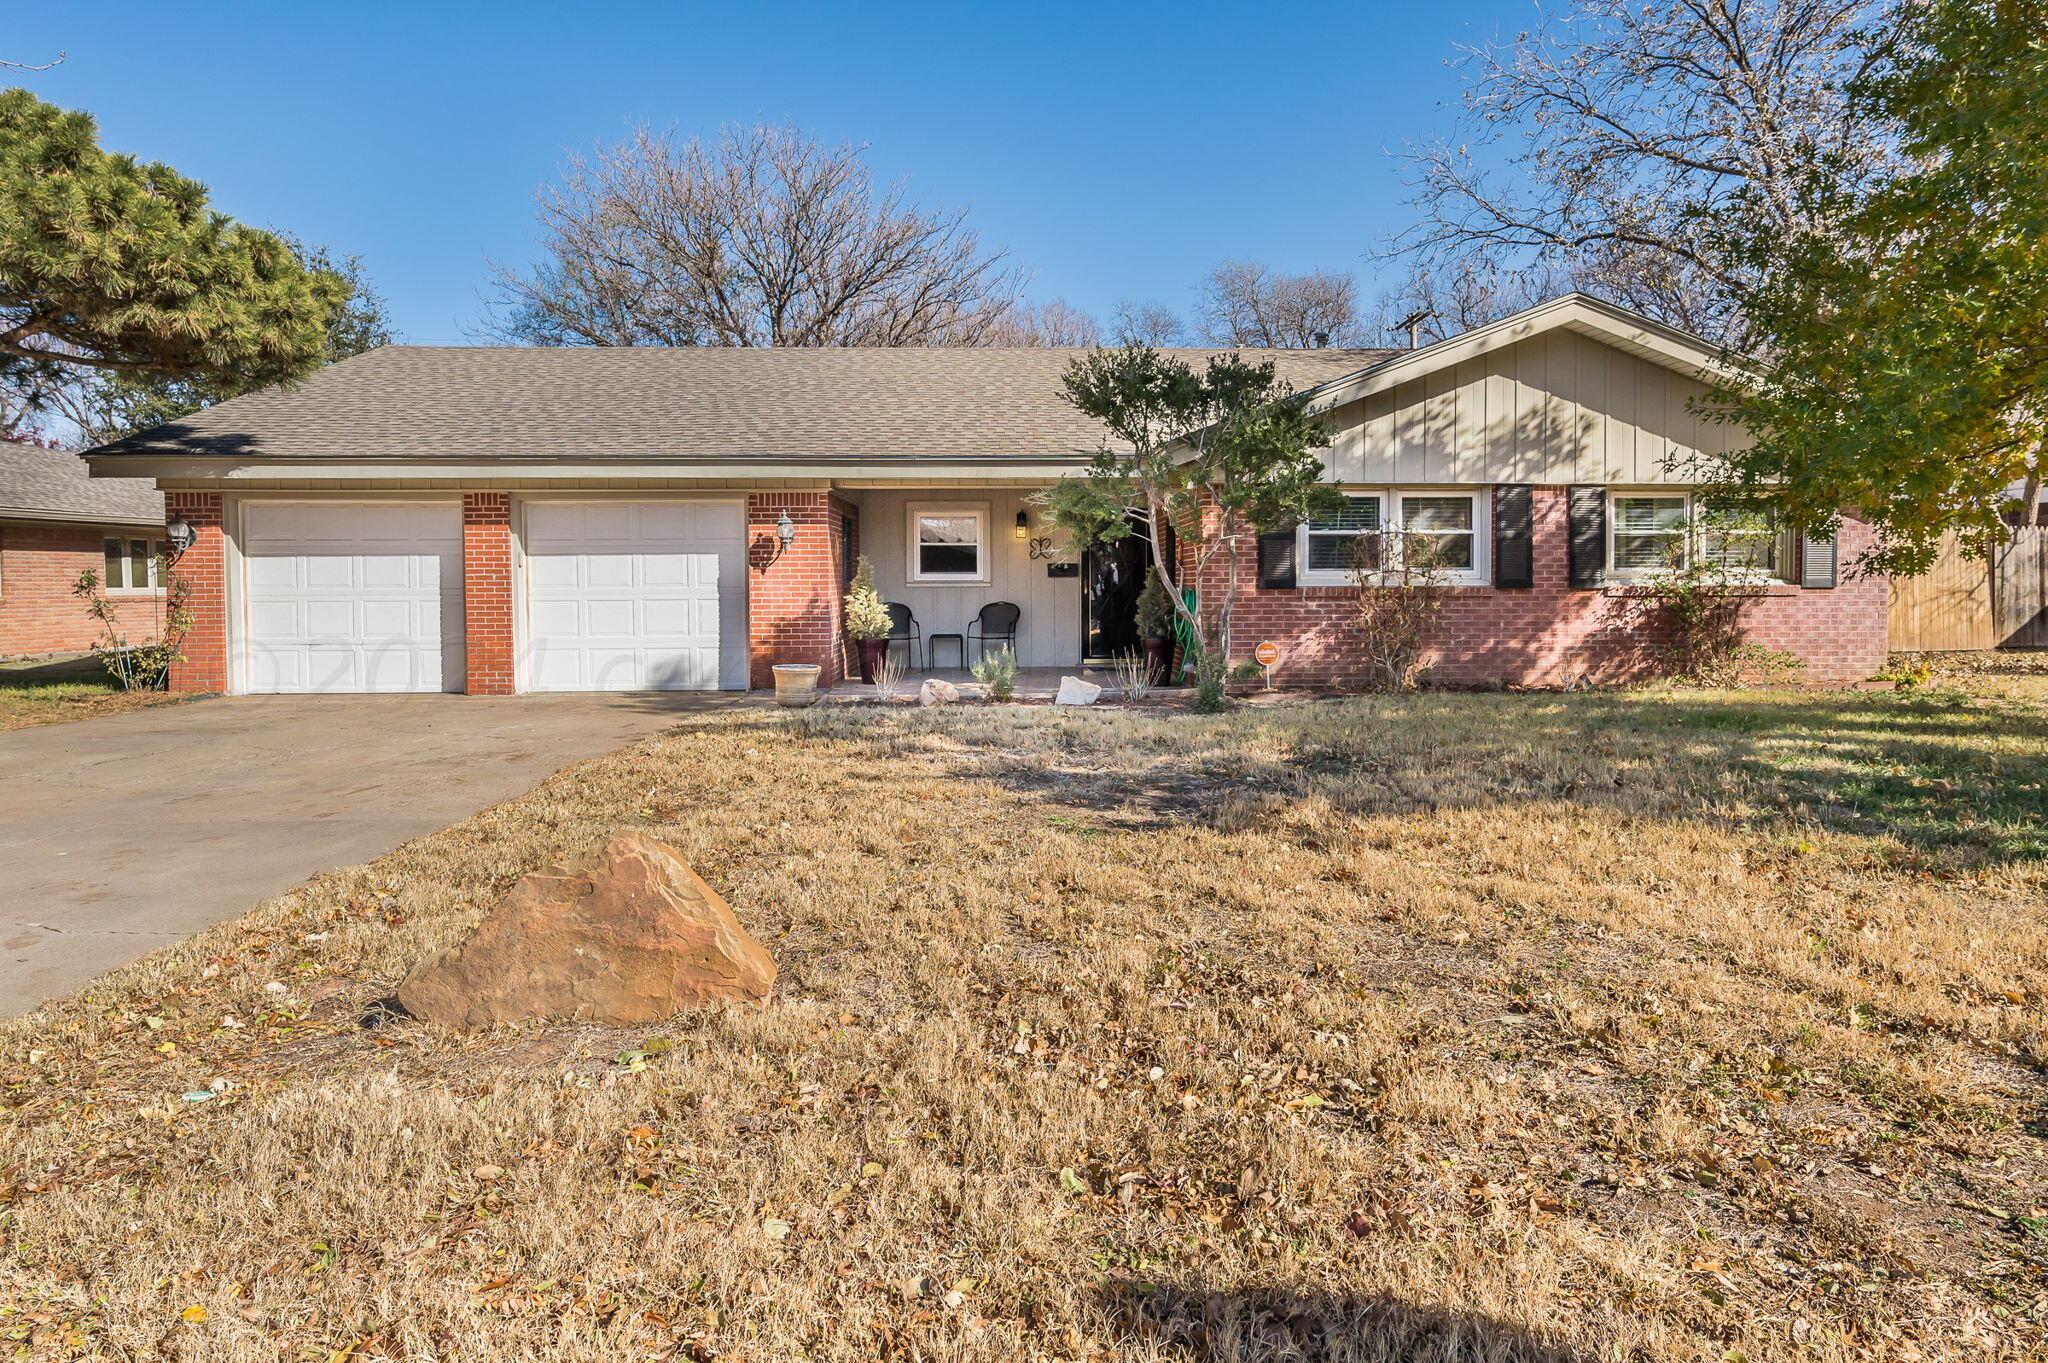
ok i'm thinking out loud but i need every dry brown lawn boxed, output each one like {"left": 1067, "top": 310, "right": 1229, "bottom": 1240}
{"left": 0, "top": 678, "right": 183, "bottom": 732}
{"left": 4, "top": 669, "right": 2046, "bottom": 1362}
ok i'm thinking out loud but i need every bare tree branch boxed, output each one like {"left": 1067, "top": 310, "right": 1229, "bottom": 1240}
{"left": 1196, "top": 261, "right": 1364, "bottom": 347}
{"left": 1389, "top": 0, "right": 1906, "bottom": 344}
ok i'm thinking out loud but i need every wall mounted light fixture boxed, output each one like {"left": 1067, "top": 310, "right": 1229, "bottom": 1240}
{"left": 1014, "top": 510, "right": 1029, "bottom": 540}
{"left": 165, "top": 515, "right": 197, "bottom": 555}
{"left": 775, "top": 510, "right": 797, "bottom": 552}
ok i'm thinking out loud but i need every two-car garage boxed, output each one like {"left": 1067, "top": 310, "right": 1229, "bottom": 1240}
{"left": 235, "top": 498, "right": 745, "bottom": 694}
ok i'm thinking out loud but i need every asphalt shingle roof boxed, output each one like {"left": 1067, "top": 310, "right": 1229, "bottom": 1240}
{"left": 83, "top": 345, "right": 1398, "bottom": 462}
{"left": 0, "top": 442, "right": 164, "bottom": 525}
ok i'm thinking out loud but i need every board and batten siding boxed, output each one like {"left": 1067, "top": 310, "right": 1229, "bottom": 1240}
{"left": 1322, "top": 328, "right": 1736, "bottom": 486}
{"left": 851, "top": 488, "right": 1082, "bottom": 668}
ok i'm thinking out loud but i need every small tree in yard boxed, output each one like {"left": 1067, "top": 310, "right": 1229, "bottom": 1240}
{"left": 1041, "top": 347, "right": 1339, "bottom": 705}
{"left": 1352, "top": 529, "right": 1455, "bottom": 691}
{"left": 72, "top": 560, "right": 191, "bottom": 691}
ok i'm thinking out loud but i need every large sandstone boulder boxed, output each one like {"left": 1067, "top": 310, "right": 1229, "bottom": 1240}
{"left": 397, "top": 833, "right": 775, "bottom": 1028}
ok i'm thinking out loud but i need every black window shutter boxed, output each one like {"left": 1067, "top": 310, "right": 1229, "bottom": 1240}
{"left": 1567, "top": 485, "right": 1607, "bottom": 588}
{"left": 1257, "top": 529, "right": 1298, "bottom": 589}
{"left": 1493, "top": 485, "right": 1534, "bottom": 588}
{"left": 1800, "top": 530, "right": 1838, "bottom": 589}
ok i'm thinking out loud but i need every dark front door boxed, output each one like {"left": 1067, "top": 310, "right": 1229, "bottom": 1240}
{"left": 1082, "top": 526, "right": 1151, "bottom": 663}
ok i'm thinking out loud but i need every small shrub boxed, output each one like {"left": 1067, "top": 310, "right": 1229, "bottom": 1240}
{"left": 872, "top": 648, "right": 907, "bottom": 702}
{"left": 1191, "top": 649, "right": 1228, "bottom": 712}
{"left": 1109, "top": 651, "right": 1150, "bottom": 702}
{"left": 72, "top": 562, "right": 191, "bottom": 691}
{"left": 1627, "top": 560, "right": 1766, "bottom": 683}
{"left": 1134, "top": 566, "right": 1175, "bottom": 639}
{"left": 843, "top": 557, "right": 891, "bottom": 641}
{"left": 1352, "top": 529, "right": 1453, "bottom": 691}
{"left": 971, "top": 646, "right": 1017, "bottom": 701}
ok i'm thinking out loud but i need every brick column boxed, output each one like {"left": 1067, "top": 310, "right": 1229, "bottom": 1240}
{"left": 463, "top": 492, "right": 515, "bottom": 695}
{"left": 164, "top": 492, "right": 228, "bottom": 693}
{"left": 747, "top": 491, "right": 843, "bottom": 688}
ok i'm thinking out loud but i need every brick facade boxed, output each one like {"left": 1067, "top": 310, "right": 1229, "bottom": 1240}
{"left": 0, "top": 521, "right": 166, "bottom": 657}
{"left": 462, "top": 492, "right": 515, "bottom": 695}
{"left": 746, "top": 491, "right": 852, "bottom": 688}
{"left": 164, "top": 492, "right": 228, "bottom": 693}
{"left": 1190, "top": 487, "right": 1888, "bottom": 687}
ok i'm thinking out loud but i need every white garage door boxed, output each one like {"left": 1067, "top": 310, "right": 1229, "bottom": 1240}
{"left": 242, "top": 502, "right": 465, "bottom": 694}
{"left": 521, "top": 501, "right": 746, "bottom": 691}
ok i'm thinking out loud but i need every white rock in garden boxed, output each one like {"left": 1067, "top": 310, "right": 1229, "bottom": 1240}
{"left": 918, "top": 678, "right": 960, "bottom": 706}
{"left": 1054, "top": 676, "right": 1102, "bottom": 706}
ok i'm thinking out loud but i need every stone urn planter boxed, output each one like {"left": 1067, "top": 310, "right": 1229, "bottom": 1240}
{"left": 856, "top": 637, "right": 888, "bottom": 683}
{"left": 772, "top": 663, "right": 821, "bottom": 707}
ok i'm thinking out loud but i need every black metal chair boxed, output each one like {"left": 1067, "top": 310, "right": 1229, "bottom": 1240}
{"left": 967, "top": 601, "right": 1020, "bottom": 665}
{"left": 884, "top": 602, "right": 923, "bottom": 670}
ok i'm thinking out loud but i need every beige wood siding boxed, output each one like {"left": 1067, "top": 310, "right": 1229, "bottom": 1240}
{"left": 851, "top": 488, "right": 1081, "bottom": 668}
{"left": 1323, "top": 329, "right": 1735, "bottom": 485}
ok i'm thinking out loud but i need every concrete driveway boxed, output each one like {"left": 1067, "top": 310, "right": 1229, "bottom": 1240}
{"left": 0, "top": 693, "right": 739, "bottom": 1015}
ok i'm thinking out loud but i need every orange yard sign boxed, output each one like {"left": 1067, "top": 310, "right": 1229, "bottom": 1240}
{"left": 1253, "top": 642, "right": 1280, "bottom": 667}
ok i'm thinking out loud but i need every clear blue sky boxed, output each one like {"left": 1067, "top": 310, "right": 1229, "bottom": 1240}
{"left": 11, "top": 1, "right": 1528, "bottom": 343}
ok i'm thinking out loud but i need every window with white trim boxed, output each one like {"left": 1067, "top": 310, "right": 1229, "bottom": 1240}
{"left": 102, "top": 537, "right": 161, "bottom": 592}
{"left": 1297, "top": 489, "right": 1489, "bottom": 587}
{"left": 1394, "top": 492, "right": 1481, "bottom": 579}
{"left": 907, "top": 506, "right": 988, "bottom": 583}
{"left": 1696, "top": 501, "right": 1785, "bottom": 579}
{"left": 1609, "top": 493, "right": 1790, "bottom": 581}
{"left": 1299, "top": 494, "right": 1382, "bottom": 584}
{"left": 1610, "top": 495, "right": 1689, "bottom": 576}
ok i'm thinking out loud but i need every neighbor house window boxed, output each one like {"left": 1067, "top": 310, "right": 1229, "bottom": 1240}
{"left": 1610, "top": 496, "right": 1690, "bottom": 576}
{"left": 1298, "top": 490, "right": 1489, "bottom": 586}
{"left": 1299, "top": 495, "right": 1383, "bottom": 585}
{"left": 102, "top": 537, "right": 161, "bottom": 591}
{"left": 907, "top": 506, "right": 988, "bottom": 583}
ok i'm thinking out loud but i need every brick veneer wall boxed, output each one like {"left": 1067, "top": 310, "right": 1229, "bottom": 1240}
{"left": 163, "top": 492, "right": 228, "bottom": 693}
{"left": 1190, "top": 487, "right": 1888, "bottom": 687}
{"left": 463, "top": 492, "right": 515, "bottom": 695}
{"left": 0, "top": 521, "right": 166, "bottom": 657}
{"left": 747, "top": 491, "right": 847, "bottom": 688}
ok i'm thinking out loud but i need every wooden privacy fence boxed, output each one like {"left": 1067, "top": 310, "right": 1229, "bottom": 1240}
{"left": 1889, "top": 527, "right": 2048, "bottom": 650}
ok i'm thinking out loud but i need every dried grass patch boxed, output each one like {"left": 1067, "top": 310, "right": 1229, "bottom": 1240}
{"left": 3, "top": 683, "right": 2045, "bottom": 1361}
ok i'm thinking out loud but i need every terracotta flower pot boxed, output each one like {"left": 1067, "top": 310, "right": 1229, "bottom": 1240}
{"left": 856, "top": 637, "right": 887, "bottom": 683}
{"left": 1140, "top": 636, "right": 1171, "bottom": 685}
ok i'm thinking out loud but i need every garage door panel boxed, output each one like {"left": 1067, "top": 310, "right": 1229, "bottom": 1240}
{"left": 521, "top": 501, "right": 741, "bottom": 692}
{"left": 242, "top": 503, "right": 463, "bottom": 695}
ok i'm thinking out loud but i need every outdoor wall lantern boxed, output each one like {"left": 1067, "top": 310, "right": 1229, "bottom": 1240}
{"left": 165, "top": 515, "right": 197, "bottom": 555}
{"left": 1014, "top": 509, "right": 1030, "bottom": 540}
{"left": 775, "top": 510, "right": 797, "bottom": 552}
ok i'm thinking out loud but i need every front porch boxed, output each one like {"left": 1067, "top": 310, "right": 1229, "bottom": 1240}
{"left": 822, "top": 663, "right": 1133, "bottom": 703}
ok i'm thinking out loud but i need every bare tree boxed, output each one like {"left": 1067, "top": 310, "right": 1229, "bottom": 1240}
{"left": 483, "top": 123, "right": 1024, "bottom": 347}
{"left": 1366, "top": 257, "right": 1575, "bottom": 346}
{"left": 1393, "top": 0, "right": 1906, "bottom": 344}
{"left": 1110, "top": 300, "right": 1189, "bottom": 347}
{"left": 986, "top": 298, "right": 1100, "bottom": 346}
{"left": 1196, "top": 260, "right": 1363, "bottom": 347}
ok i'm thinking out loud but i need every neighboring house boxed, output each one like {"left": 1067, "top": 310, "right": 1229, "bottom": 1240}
{"left": 0, "top": 441, "right": 167, "bottom": 659}
{"left": 80, "top": 294, "right": 1887, "bottom": 696}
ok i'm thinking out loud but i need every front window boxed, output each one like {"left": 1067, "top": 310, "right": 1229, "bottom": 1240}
{"left": 1697, "top": 501, "right": 1783, "bottom": 578}
{"left": 1395, "top": 493, "right": 1477, "bottom": 574}
{"left": 1297, "top": 489, "right": 1488, "bottom": 586}
{"left": 908, "top": 507, "right": 987, "bottom": 583}
{"left": 1303, "top": 495, "right": 1382, "bottom": 581}
{"left": 1611, "top": 496, "right": 1690, "bottom": 575}
{"left": 102, "top": 537, "right": 160, "bottom": 591}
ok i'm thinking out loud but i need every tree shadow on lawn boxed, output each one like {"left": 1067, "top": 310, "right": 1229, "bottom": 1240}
{"left": 1100, "top": 1278, "right": 1590, "bottom": 1363}
{"left": 752, "top": 686, "right": 2048, "bottom": 867}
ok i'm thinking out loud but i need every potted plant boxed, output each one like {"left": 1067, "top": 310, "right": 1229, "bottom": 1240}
{"left": 1134, "top": 565, "right": 1175, "bottom": 684}
{"left": 843, "top": 555, "right": 892, "bottom": 682}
